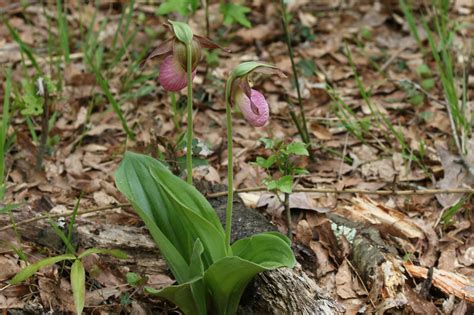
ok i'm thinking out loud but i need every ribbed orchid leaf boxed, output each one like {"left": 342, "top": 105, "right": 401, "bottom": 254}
{"left": 145, "top": 276, "right": 205, "bottom": 315}
{"left": 114, "top": 152, "right": 227, "bottom": 280}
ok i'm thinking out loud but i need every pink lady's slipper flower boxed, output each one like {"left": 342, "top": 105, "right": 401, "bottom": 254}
{"left": 229, "top": 62, "right": 285, "bottom": 127}
{"left": 143, "top": 23, "right": 229, "bottom": 92}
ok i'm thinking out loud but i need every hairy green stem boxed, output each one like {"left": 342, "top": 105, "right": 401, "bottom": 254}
{"left": 284, "top": 160, "right": 292, "bottom": 240}
{"left": 171, "top": 92, "right": 179, "bottom": 129}
{"left": 186, "top": 43, "right": 193, "bottom": 184}
{"left": 280, "top": 0, "right": 310, "bottom": 146}
{"left": 224, "top": 77, "right": 233, "bottom": 247}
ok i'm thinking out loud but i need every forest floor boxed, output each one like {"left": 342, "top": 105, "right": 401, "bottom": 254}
{"left": 0, "top": 0, "right": 473, "bottom": 314}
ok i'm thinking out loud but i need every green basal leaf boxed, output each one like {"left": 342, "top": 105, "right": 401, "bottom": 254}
{"left": 169, "top": 20, "right": 193, "bottom": 44}
{"left": 231, "top": 232, "right": 295, "bottom": 267}
{"left": 204, "top": 247, "right": 295, "bottom": 314}
{"left": 77, "top": 248, "right": 128, "bottom": 259}
{"left": 285, "top": 142, "right": 309, "bottom": 156}
{"left": 148, "top": 167, "right": 227, "bottom": 266}
{"left": 115, "top": 153, "right": 191, "bottom": 283}
{"left": 115, "top": 152, "right": 227, "bottom": 281}
{"left": 71, "top": 260, "right": 86, "bottom": 315}
{"left": 149, "top": 233, "right": 295, "bottom": 315}
{"left": 188, "top": 239, "right": 207, "bottom": 314}
{"left": 276, "top": 175, "right": 293, "bottom": 194}
{"left": 145, "top": 276, "right": 204, "bottom": 315}
{"left": 10, "top": 254, "right": 76, "bottom": 284}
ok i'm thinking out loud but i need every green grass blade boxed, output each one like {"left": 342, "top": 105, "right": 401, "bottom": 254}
{"left": 2, "top": 18, "right": 40, "bottom": 72}
{"left": 89, "top": 62, "right": 135, "bottom": 139}
{"left": 57, "top": 0, "right": 71, "bottom": 64}
{"left": 0, "top": 68, "right": 12, "bottom": 199}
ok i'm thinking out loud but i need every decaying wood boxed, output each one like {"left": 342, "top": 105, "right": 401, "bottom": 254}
{"left": 403, "top": 262, "right": 474, "bottom": 303}
{"left": 343, "top": 196, "right": 425, "bottom": 239}
{"left": 350, "top": 228, "right": 407, "bottom": 313}
{"left": 239, "top": 267, "right": 344, "bottom": 315}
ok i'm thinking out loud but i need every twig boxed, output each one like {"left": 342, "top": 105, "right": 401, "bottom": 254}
{"left": 0, "top": 283, "right": 12, "bottom": 293}
{"left": 378, "top": 44, "right": 409, "bottom": 74}
{"left": 344, "top": 257, "right": 376, "bottom": 308}
{"left": 0, "top": 203, "right": 131, "bottom": 232}
{"left": 206, "top": 187, "right": 474, "bottom": 198}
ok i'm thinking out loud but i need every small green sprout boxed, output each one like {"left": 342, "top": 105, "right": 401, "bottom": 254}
{"left": 253, "top": 138, "right": 309, "bottom": 238}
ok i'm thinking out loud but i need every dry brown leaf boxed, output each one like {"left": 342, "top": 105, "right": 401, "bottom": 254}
{"left": 435, "top": 142, "right": 474, "bottom": 207}
{"left": 0, "top": 256, "right": 19, "bottom": 281}
{"left": 295, "top": 219, "right": 313, "bottom": 245}
{"left": 309, "top": 240, "right": 336, "bottom": 278}
{"left": 336, "top": 260, "right": 358, "bottom": 299}
{"left": 403, "top": 285, "right": 439, "bottom": 315}
{"left": 256, "top": 192, "right": 327, "bottom": 218}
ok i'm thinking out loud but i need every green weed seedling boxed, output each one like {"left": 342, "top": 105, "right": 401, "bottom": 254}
{"left": 13, "top": 75, "right": 60, "bottom": 170}
{"left": 10, "top": 248, "right": 127, "bottom": 314}
{"left": 10, "top": 198, "right": 127, "bottom": 314}
{"left": 253, "top": 138, "right": 309, "bottom": 239}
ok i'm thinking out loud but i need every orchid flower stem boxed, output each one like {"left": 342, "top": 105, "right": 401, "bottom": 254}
{"left": 224, "top": 77, "right": 233, "bottom": 247}
{"left": 186, "top": 43, "right": 193, "bottom": 184}
{"left": 170, "top": 92, "right": 179, "bottom": 130}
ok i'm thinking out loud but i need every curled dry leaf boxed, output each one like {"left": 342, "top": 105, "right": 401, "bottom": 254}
{"left": 256, "top": 192, "right": 328, "bottom": 218}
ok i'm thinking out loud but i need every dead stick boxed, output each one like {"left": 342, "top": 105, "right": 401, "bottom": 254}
{"left": 206, "top": 187, "right": 474, "bottom": 198}
{"left": 0, "top": 203, "right": 131, "bottom": 232}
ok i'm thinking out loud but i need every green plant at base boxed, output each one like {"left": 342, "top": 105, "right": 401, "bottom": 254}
{"left": 115, "top": 153, "right": 295, "bottom": 314}
{"left": 253, "top": 138, "right": 309, "bottom": 239}
{"left": 10, "top": 196, "right": 127, "bottom": 314}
